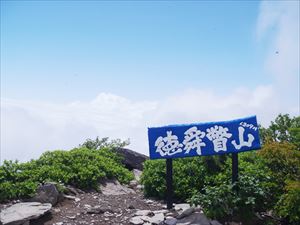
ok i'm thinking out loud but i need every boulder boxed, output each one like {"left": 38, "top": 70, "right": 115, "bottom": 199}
{"left": 177, "top": 207, "right": 195, "bottom": 219}
{"left": 100, "top": 179, "right": 135, "bottom": 195}
{"left": 0, "top": 202, "right": 52, "bottom": 225}
{"left": 113, "top": 148, "right": 148, "bottom": 170}
{"left": 30, "top": 182, "right": 60, "bottom": 206}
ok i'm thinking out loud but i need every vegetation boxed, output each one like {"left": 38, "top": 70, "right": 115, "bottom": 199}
{"left": 141, "top": 114, "right": 300, "bottom": 224}
{"left": 0, "top": 140, "right": 133, "bottom": 202}
{"left": 1, "top": 114, "right": 299, "bottom": 224}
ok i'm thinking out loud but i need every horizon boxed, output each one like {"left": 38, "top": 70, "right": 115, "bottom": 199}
{"left": 1, "top": 0, "right": 299, "bottom": 163}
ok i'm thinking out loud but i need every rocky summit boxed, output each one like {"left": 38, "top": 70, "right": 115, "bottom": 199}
{"left": 0, "top": 171, "right": 222, "bottom": 225}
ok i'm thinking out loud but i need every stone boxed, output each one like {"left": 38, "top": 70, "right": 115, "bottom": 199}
{"left": 134, "top": 210, "right": 153, "bottom": 216}
{"left": 177, "top": 212, "right": 210, "bottom": 225}
{"left": 129, "top": 180, "right": 139, "bottom": 188}
{"left": 53, "top": 208, "right": 61, "bottom": 213}
{"left": 87, "top": 205, "right": 113, "bottom": 214}
{"left": 174, "top": 203, "right": 190, "bottom": 212}
{"left": 66, "top": 215, "right": 76, "bottom": 220}
{"left": 0, "top": 202, "right": 52, "bottom": 225}
{"left": 129, "top": 216, "right": 144, "bottom": 225}
{"left": 153, "top": 209, "right": 169, "bottom": 214}
{"left": 100, "top": 179, "right": 136, "bottom": 195}
{"left": 164, "top": 217, "right": 178, "bottom": 225}
{"left": 84, "top": 204, "right": 91, "bottom": 208}
{"left": 148, "top": 213, "right": 165, "bottom": 224}
{"left": 63, "top": 195, "right": 76, "bottom": 200}
{"left": 30, "top": 182, "right": 59, "bottom": 206}
{"left": 112, "top": 148, "right": 148, "bottom": 170}
{"left": 133, "top": 169, "right": 142, "bottom": 181}
{"left": 145, "top": 199, "right": 154, "bottom": 204}
{"left": 177, "top": 207, "right": 195, "bottom": 219}
{"left": 65, "top": 186, "right": 79, "bottom": 195}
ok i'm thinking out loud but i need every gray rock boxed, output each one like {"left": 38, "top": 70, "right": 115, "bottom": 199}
{"left": 65, "top": 186, "right": 79, "bottom": 195}
{"left": 148, "top": 213, "right": 165, "bottom": 224}
{"left": 100, "top": 179, "right": 136, "bottom": 195}
{"left": 63, "top": 195, "right": 76, "bottom": 200}
{"left": 30, "top": 182, "right": 59, "bottom": 206}
{"left": 66, "top": 215, "right": 76, "bottom": 220}
{"left": 129, "top": 180, "right": 139, "bottom": 188}
{"left": 0, "top": 202, "right": 52, "bottom": 225}
{"left": 113, "top": 148, "right": 148, "bottom": 170}
{"left": 177, "top": 207, "right": 195, "bottom": 219}
{"left": 145, "top": 199, "right": 154, "bottom": 204}
{"left": 153, "top": 209, "right": 169, "bottom": 215}
{"left": 164, "top": 217, "right": 177, "bottom": 225}
{"left": 174, "top": 203, "right": 190, "bottom": 212}
{"left": 133, "top": 169, "right": 142, "bottom": 181}
{"left": 87, "top": 205, "right": 113, "bottom": 214}
{"left": 84, "top": 204, "right": 91, "bottom": 209}
{"left": 129, "top": 216, "right": 144, "bottom": 225}
{"left": 134, "top": 210, "right": 153, "bottom": 216}
{"left": 177, "top": 212, "right": 211, "bottom": 225}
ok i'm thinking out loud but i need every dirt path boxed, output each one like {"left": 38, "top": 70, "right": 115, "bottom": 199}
{"left": 30, "top": 188, "right": 165, "bottom": 225}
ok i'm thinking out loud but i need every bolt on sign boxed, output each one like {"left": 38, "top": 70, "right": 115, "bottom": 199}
{"left": 148, "top": 116, "right": 261, "bottom": 159}
{"left": 147, "top": 115, "right": 261, "bottom": 209}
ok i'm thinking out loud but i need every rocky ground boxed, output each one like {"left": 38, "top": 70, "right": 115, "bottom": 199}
{"left": 0, "top": 149, "right": 225, "bottom": 225}
{"left": 0, "top": 171, "right": 223, "bottom": 225}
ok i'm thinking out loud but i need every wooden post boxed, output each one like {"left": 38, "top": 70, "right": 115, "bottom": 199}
{"left": 232, "top": 153, "right": 238, "bottom": 189}
{"left": 166, "top": 158, "right": 173, "bottom": 209}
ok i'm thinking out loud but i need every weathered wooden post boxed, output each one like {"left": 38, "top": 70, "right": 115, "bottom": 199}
{"left": 166, "top": 158, "right": 173, "bottom": 209}
{"left": 232, "top": 152, "right": 238, "bottom": 191}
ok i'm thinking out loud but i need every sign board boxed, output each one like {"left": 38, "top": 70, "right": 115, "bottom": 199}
{"left": 148, "top": 115, "right": 261, "bottom": 160}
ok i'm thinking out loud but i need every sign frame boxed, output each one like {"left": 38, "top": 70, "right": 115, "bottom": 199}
{"left": 147, "top": 116, "right": 261, "bottom": 209}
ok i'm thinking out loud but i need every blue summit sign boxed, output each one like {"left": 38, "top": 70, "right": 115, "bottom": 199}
{"left": 148, "top": 115, "right": 261, "bottom": 160}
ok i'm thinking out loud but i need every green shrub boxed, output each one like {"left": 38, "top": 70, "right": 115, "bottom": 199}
{"left": 0, "top": 160, "right": 39, "bottom": 202}
{"left": 0, "top": 147, "right": 133, "bottom": 202}
{"left": 275, "top": 180, "right": 300, "bottom": 224}
{"left": 141, "top": 156, "right": 225, "bottom": 201}
{"left": 189, "top": 152, "right": 272, "bottom": 223}
{"left": 258, "top": 142, "right": 300, "bottom": 201}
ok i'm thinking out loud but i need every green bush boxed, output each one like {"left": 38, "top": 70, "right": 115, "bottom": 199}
{"left": 189, "top": 152, "right": 272, "bottom": 224}
{"left": 275, "top": 181, "right": 300, "bottom": 224}
{"left": 0, "top": 147, "right": 133, "bottom": 202}
{"left": 258, "top": 141, "right": 300, "bottom": 202}
{"left": 141, "top": 156, "right": 225, "bottom": 201}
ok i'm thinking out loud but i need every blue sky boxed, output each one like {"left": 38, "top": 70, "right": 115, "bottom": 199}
{"left": 1, "top": 1, "right": 299, "bottom": 161}
{"left": 2, "top": 1, "right": 268, "bottom": 101}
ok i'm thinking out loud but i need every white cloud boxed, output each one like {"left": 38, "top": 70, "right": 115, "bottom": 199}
{"left": 1, "top": 85, "right": 284, "bottom": 162}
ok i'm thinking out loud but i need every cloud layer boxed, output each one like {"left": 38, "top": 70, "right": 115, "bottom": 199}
{"left": 1, "top": 85, "right": 285, "bottom": 162}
